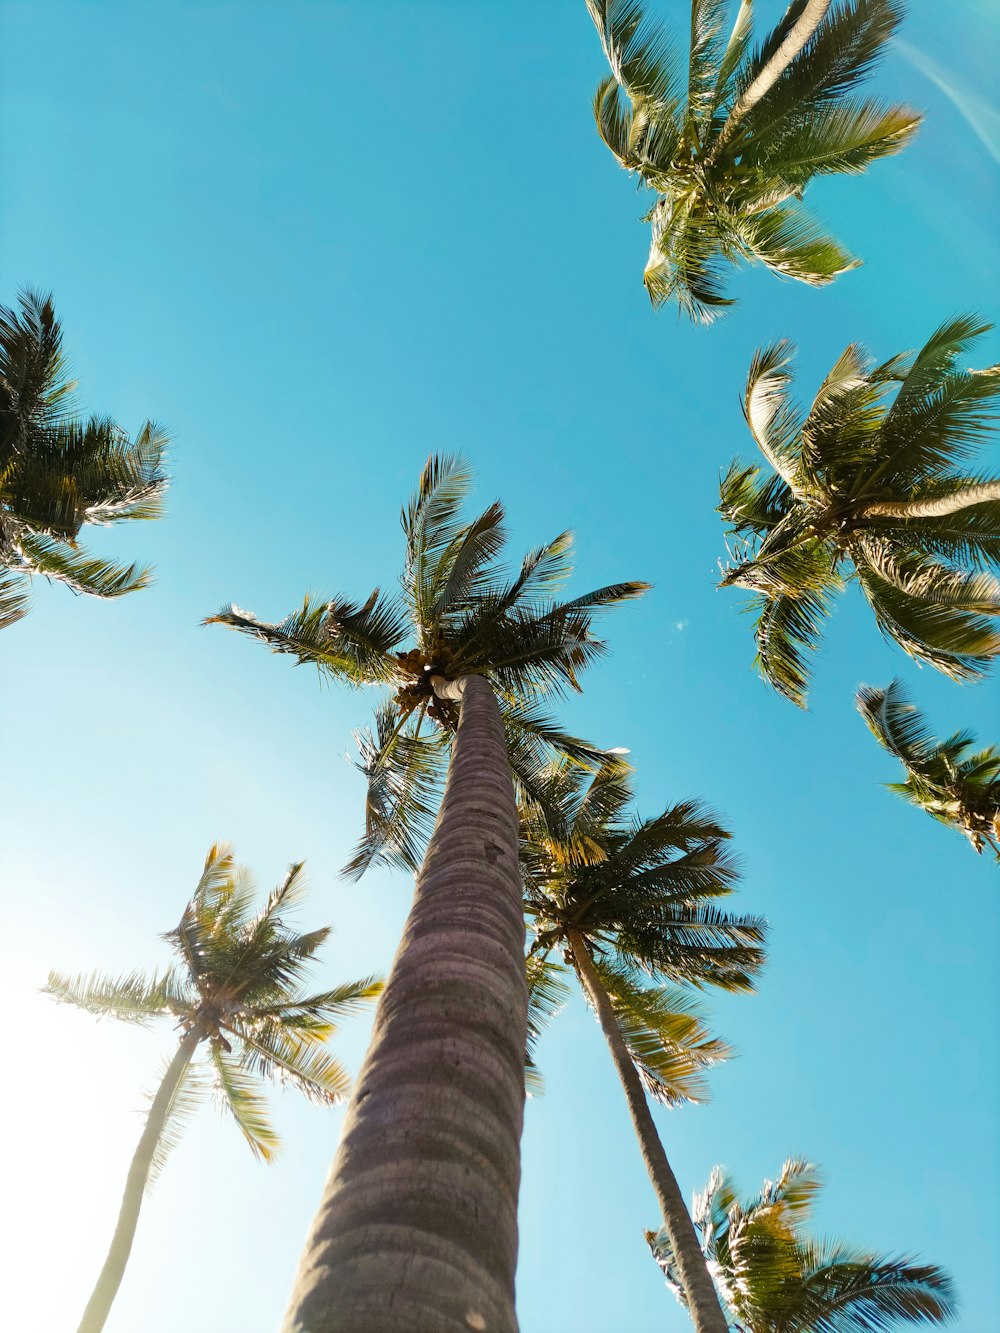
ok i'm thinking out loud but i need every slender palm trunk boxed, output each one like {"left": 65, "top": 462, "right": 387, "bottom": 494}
{"left": 284, "top": 673, "right": 527, "bottom": 1333}
{"left": 710, "top": 0, "right": 830, "bottom": 158}
{"left": 861, "top": 481, "right": 1000, "bottom": 519}
{"left": 76, "top": 1025, "right": 202, "bottom": 1333}
{"left": 568, "top": 931, "right": 729, "bottom": 1333}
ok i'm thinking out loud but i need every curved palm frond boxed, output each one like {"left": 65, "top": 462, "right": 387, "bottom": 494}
{"left": 524, "top": 954, "right": 571, "bottom": 1096}
{"left": 592, "top": 959, "right": 730, "bottom": 1103}
{"left": 43, "top": 968, "right": 190, "bottom": 1025}
{"left": 858, "top": 679, "right": 1000, "bottom": 856}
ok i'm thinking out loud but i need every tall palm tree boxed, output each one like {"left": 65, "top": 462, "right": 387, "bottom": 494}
{"left": 587, "top": 0, "right": 919, "bottom": 320}
{"left": 718, "top": 316, "right": 1000, "bottom": 706}
{"left": 0, "top": 288, "right": 168, "bottom": 628}
{"left": 521, "top": 755, "right": 766, "bottom": 1333}
{"left": 857, "top": 679, "right": 1000, "bottom": 858}
{"left": 648, "top": 1157, "right": 956, "bottom": 1331}
{"left": 207, "top": 454, "right": 648, "bottom": 1332}
{"left": 44, "top": 844, "right": 381, "bottom": 1333}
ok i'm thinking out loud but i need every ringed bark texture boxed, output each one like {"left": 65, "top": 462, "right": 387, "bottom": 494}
{"left": 284, "top": 674, "right": 527, "bottom": 1333}
{"left": 77, "top": 1026, "right": 202, "bottom": 1333}
{"left": 569, "top": 932, "right": 730, "bottom": 1333}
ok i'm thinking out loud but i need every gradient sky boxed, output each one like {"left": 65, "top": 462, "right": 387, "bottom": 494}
{"left": 1, "top": 3, "right": 998, "bottom": 1330}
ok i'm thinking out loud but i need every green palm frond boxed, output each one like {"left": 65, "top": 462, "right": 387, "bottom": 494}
{"left": 796, "top": 1239, "right": 957, "bottom": 1331}
{"left": 524, "top": 955, "right": 571, "bottom": 1096}
{"left": 11, "top": 532, "right": 153, "bottom": 598}
{"left": 204, "top": 590, "right": 405, "bottom": 686}
{"left": 751, "top": 575, "right": 842, "bottom": 709}
{"left": 232, "top": 1020, "right": 352, "bottom": 1105}
{"left": 858, "top": 679, "right": 1000, "bottom": 856}
{"left": 210, "top": 1046, "right": 282, "bottom": 1162}
{"left": 42, "top": 968, "right": 190, "bottom": 1025}
{"left": 0, "top": 567, "right": 31, "bottom": 627}
{"left": 592, "top": 959, "right": 730, "bottom": 1104}
{"left": 250, "top": 976, "right": 384, "bottom": 1033}
{"left": 344, "top": 699, "right": 447, "bottom": 878}
{"left": 402, "top": 452, "right": 477, "bottom": 634}
{"left": 147, "top": 1056, "right": 212, "bottom": 1184}
{"left": 0, "top": 289, "right": 74, "bottom": 449}
{"left": 586, "top": 0, "right": 684, "bottom": 110}
{"left": 731, "top": 201, "right": 860, "bottom": 287}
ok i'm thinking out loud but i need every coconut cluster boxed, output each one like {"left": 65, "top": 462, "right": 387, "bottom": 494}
{"left": 392, "top": 639, "right": 461, "bottom": 727}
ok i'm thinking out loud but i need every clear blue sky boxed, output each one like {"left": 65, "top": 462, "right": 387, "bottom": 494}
{"left": 1, "top": 2, "right": 998, "bottom": 1330}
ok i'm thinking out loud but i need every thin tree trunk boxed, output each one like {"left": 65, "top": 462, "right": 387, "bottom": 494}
{"left": 284, "top": 673, "right": 527, "bottom": 1333}
{"left": 568, "top": 931, "right": 729, "bottom": 1333}
{"left": 710, "top": 0, "right": 830, "bottom": 158}
{"left": 76, "top": 1025, "right": 202, "bottom": 1333}
{"left": 861, "top": 482, "right": 1000, "bottom": 519}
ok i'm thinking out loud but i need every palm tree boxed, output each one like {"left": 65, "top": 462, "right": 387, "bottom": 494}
{"left": 207, "top": 454, "right": 647, "bottom": 1332}
{"left": 857, "top": 679, "right": 1000, "bottom": 858}
{"left": 44, "top": 844, "right": 381, "bottom": 1333}
{"left": 0, "top": 288, "right": 168, "bottom": 628}
{"left": 587, "top": 0, "right": 919, "bottom": 320}
{"left": 718, "top": 316, "right": 1000, "bottom": 706}
{"left": 521, "top": 755, "right": 766, "bottom": 1333}
{"left": 648, "top": 1157, "right": 956, "bottom": 1330}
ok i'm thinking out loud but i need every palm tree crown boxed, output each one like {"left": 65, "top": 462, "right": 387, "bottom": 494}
{"left": 522, "top": 755, "right": 767, "bottom": 1097}
{"left": 718, "top": 316, "right": 1000, "bottom": 706}
{"left": 0, "top": 289, "right": 169, "bottom": 629}
{"left": 587, "top": 0, "right": 920, "bottom": 320}
{"left": 648, "top": 1157, "right": 956, "bottom": 1331}
{"left": 46, "top": 843, "right": 382, "bottom": 1161}
{"left": 858, "top": 679, "right": 1000, "bottom": 859}
{"left": 208, "top": 453, "right": 649, "bottom": 877}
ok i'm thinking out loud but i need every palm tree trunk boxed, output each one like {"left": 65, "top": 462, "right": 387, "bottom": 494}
{"left": 76, "top": 1025, "right": 202, "bottom": 1333}
{"left": 710, "top": 0, "right": 830, "bottom": 158}
{"left": 568, "top": 931, "right": 729, "bottom": 1333}
{"left": 283, "top": 673, "right": 527, "bottom": 1333}
{"left": 861, "top": 482, "right": 1000, "bottom": 519}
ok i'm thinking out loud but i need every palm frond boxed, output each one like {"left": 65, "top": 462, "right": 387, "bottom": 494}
{"left": 232, "top": 1021, "right": 352, "bottom": 1105}
{"left": 205, "top": 590, "right": 405, "bottom": 686}
{"left": 12, "top": 532, "right": 153, "bottom": 598}
{"left": 797, "top": 1239, "right": 957, "bottom": 1330}
{"left": 43, "top": 968, "right": 189, "bottom": 1025}
{"left": 210, "top": 1045, "right": 282, "bottom": 1162}
{"left": 402, "top": 453, "right": 474, "bottom": 634}
{"left": 147, "top": 1054, "right": 212, "bottom": 1184}
{"left": 594, "top": 959, "right": 730, "bottom": 1104}
{"left": 343, "top": 699, "right": 448, "bottom": 878}
{"left": 0, "top": 567, "right": 31, "bottom": 628}
{"left": 524, "top": 955, "right": 571, "bottom": 1096}
{"left": 732, "top": 201, "right": 860, "bottom": 287}
{"left": 586, "top": 0, "right": 685, "bottom": 110}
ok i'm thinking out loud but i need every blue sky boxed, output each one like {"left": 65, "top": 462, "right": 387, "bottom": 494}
{"left": 1, "top": 2, "right": 998, "bottom": 1330}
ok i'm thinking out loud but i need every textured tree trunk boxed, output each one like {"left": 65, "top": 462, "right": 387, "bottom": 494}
{"left": 568, "top": 932, "right": 729, "bottom": 1333}
{"left": 711, "top": 0, "right": 831, "bottom": 157}
{"left": 76, "top": 1026, "right": 202, "bottom": 1333}
{"left": 284, "top": 673, "right": 527, "bottom": 1333}
{"left": 862, "top": 482, "right": 1000, "bottom": 519}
